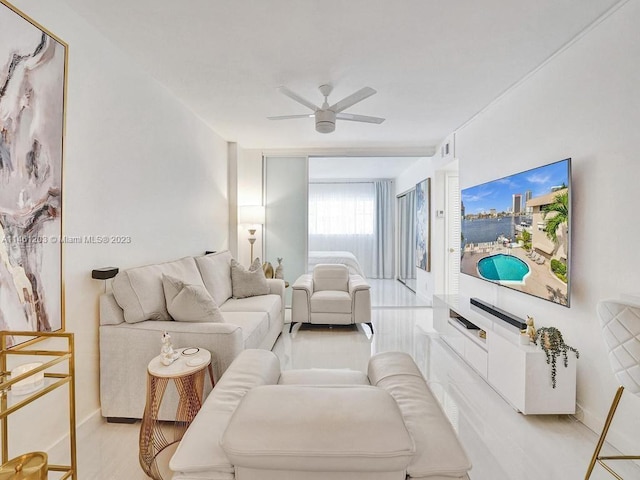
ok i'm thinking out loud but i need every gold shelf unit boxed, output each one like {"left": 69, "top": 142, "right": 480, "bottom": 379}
{"left": 0, "top": 331, "right": 77, "bottom": 479}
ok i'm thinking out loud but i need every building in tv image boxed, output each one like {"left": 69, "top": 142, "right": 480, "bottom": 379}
{"left": 460, "top": 159, "right": 571, "bottom": 306}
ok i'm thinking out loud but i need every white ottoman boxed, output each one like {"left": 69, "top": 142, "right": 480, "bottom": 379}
{"left": 221, "top": 384, "right": 414, "bottom": 480}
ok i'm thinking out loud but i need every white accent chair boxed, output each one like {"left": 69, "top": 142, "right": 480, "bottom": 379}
{"left": 586, "top": 300, "right": 640, "bottom": 479}
{"left": 291, "top": 263, "right": 373, "bottom": 333}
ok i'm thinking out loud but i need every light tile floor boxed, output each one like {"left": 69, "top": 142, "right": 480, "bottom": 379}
{"left": 57, "top": 282, "right": 640, "bottom": 479}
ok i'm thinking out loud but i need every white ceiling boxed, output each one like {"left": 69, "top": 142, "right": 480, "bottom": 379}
{"left": 61, "top": 0, "right": 620, "bottom": 151}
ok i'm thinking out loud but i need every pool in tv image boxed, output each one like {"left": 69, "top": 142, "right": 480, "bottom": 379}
{"left": 461, "top": 159, "right": 571, "bottom": 307}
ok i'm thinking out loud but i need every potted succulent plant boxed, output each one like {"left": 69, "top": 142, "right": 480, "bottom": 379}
{"left": 533, "top": 326, "right": 579, "bottom": 388}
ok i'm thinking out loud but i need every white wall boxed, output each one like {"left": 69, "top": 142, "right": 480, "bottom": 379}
{"left": 455, "top": 0, "right": 640, "bottom": 452}
{"left": 394, "top": 149, "right": 454, "bottom": 303}
{"left": 236, "top": 148, "right": 264, "bottom": 266}
{"left": 7, "top": 0, "right": 229, "bottom": 455}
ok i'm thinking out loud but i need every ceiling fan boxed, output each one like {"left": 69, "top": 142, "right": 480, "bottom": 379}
{"left": 268, "top": 84, "right": 385, "bottom": 134}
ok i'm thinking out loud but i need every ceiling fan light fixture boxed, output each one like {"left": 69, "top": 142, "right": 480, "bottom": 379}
{"left": 315, "top": 121, "right": 335, "bottom": 134}
{"left": 315, "top": 110, "right": 336, "bottom": 133}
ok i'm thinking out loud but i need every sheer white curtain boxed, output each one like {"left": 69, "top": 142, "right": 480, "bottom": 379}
{"left": 398, "top": 190, "right": 416, "bottom": 282}
{"left": 309, "top": 181, "right": 394, "bottom": 278}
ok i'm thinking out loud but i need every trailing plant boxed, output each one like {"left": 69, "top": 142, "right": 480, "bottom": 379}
{"left": 532, "top": 326, "right": 579, "bottom": 388}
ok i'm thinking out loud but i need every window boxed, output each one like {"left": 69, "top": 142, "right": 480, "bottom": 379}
{"left": 308, "top": 183, "right": 374, "bottom": 235}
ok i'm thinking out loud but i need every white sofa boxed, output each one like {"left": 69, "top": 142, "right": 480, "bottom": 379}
{"left": 291, "top": 263, "right": 372, "bottom": 333}
{"left": 99, "top": 250, "right": 284, "bottom": 420}
{"left": 170, "top": 350, "right": 472, "bottom": 480}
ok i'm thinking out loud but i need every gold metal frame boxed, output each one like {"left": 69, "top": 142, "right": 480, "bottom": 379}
{"left": 0, "top": 331, "right": 77, "bottom": 479}
{"left": 585, "top": 386, "right": 640, "bottom": 479}
{"left": 0, "top": 0, "right": 69, "bottom": 338}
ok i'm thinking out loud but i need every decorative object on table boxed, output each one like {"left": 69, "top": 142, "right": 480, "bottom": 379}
{"left": 10, "top": 362, "right": 45, "bottom": 396}
{"left": 585, "top": 299, "right": 640, "bottom": 480}
{"left": 275, "top": 258, "right": 284, "bottom": 280}
{"left": 0, "top": 0, "right": 68, "bottom": 346}
{"left": 0, "top": 451, "right": 47, "bottom": 480}
{"left": 532, "top": 326, "right": 579, "bottom": 388}
{"left": 415, "top": 178, "right": 431, "bottom": 271}
{"left": 160, "top": 331, "right": 179, "bottom": 366}
{"left": 523, "top": 315, "right": 537, "bottom": 343}
{"left": 238, "top": 205, "right": 265, "bottom": 263}
{"left": 262, "top": 262, "right": 274, "bottom": 279}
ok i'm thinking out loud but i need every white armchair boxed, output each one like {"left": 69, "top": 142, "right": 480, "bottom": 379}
{"left": 291, "top": 264, "right": 372, "bottom": 333}
{"left": 585, "top": 300, "right": 640, "bottom": 479}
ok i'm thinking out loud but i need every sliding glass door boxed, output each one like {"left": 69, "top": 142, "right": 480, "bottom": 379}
{"left": 264, "top": 156, "right": 308, "bottom": 307}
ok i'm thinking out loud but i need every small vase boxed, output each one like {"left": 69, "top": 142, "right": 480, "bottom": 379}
{"left": 262, "top": 262, "right": 274, "bottom": 278}
{"left": 275, "top": 258, "right": 284, "bottom": 280}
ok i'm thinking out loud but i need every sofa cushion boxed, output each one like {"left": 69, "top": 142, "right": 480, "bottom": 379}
{"left": 221, "top": 312, "right": 269, "bottom": 349}
{"left": 278, "top": 369, "right": 370, "bottom": 385}
{"left": 230, "top": 258, "right": 269, "bottom": 299}
{"left": 222, "top": 385, "right": 414, "bottom": 472}
{"left": 310, "top": 290, "right": 352, "bottom": 314}
{"left": 368, "top": 352, "right": 472, "bottom": 479}
{"left": 162, "top": 274, "right": 224, "bottom": 323}
{"left": 312, "top": 264, "right": 349, "bottom": 292}
{"left": 219, "top": 294, "right": 281, "bottom": 330}
{"left": 112, "top": 257, "right": 204, "bottom": 324}
{"left": 195, "top": 251, "right": 233, "bottom": 306}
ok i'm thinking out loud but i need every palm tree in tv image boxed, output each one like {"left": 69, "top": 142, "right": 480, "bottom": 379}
{"left": 542, "top": 190, "right": 569, "bottom": 285}
{"left": 542, "top": 190, "right": 568, "bottom": 243}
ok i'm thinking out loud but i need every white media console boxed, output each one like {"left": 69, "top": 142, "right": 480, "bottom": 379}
{"left": 433, "top": 295, "right": 576, "bottom": 414}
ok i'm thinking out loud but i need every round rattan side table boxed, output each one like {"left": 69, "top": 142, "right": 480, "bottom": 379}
{"left": 139, "top": 347, "right": 214, "bottom": 480}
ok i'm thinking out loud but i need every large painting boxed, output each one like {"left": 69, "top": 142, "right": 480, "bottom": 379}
{"left": 415, "top": 178, "right": 431, "bottom": 271}
{"left": 0, "top": 0, "right": 67, "bottom": 342}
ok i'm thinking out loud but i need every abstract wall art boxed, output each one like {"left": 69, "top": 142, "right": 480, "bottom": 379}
{"left": 415, "top": 178, "right": 430, "bottom": 272}
{"left": 0, "top": 0, "right": 67, "bottom": 343}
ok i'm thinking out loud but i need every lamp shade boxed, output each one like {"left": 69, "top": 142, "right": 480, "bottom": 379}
{"left": 238, "top": 205, "right": 265, "bottom": 225}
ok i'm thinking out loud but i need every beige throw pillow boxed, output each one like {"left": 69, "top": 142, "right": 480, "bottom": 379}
{"left": 162, "top": 274, "right": 224, "bottom": 322}
{"left": 231, "top": 258, "right": 270, "bottom": 299}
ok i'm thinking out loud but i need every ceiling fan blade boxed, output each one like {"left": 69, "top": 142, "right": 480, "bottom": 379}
{"left": 330, "top": 87, "right": 377, "bottom": 113}
{"left": 268, "top": 114, "right": 314, "bottom": 120}
{"left": 336, "top": 113, "right": 385, "bottom": 124}
{"left": 277, "top": 86, "right": 319, "bottom": 112}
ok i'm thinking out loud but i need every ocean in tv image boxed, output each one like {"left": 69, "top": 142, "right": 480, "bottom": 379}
{"left": 461, "top": 159, "right": 571, "bottom": 306}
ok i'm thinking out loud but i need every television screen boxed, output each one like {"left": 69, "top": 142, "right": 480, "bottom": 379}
{"left": 461, "top": 158, "right": 571, "bottom": 307}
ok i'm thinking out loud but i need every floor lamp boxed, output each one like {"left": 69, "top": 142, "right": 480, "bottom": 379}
{"left": 238, "top": 205, "right": 265, "bottom": 264}
{"left": 586, "top": 300, "right": 640, "bottom": 479}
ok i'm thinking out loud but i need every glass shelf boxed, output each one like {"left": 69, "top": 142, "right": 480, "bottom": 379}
{"left": 0, "top": 331, "right": 76, "bottom": 479}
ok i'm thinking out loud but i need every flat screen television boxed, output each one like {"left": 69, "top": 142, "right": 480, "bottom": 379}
{"left": 460, "top": 158, "right": 571, "bottom": 307}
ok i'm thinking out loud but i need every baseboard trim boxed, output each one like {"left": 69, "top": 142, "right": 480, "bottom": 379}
{"left": 47, "top": 408, "right": 103, "bottom": 452}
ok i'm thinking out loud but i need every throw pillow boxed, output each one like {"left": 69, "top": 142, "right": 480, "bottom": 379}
{"left": 162, "top": 274, "right": 225, "bottom": 323}
{"left": 231, "top": 258, "right": 270, "bottom": 299}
